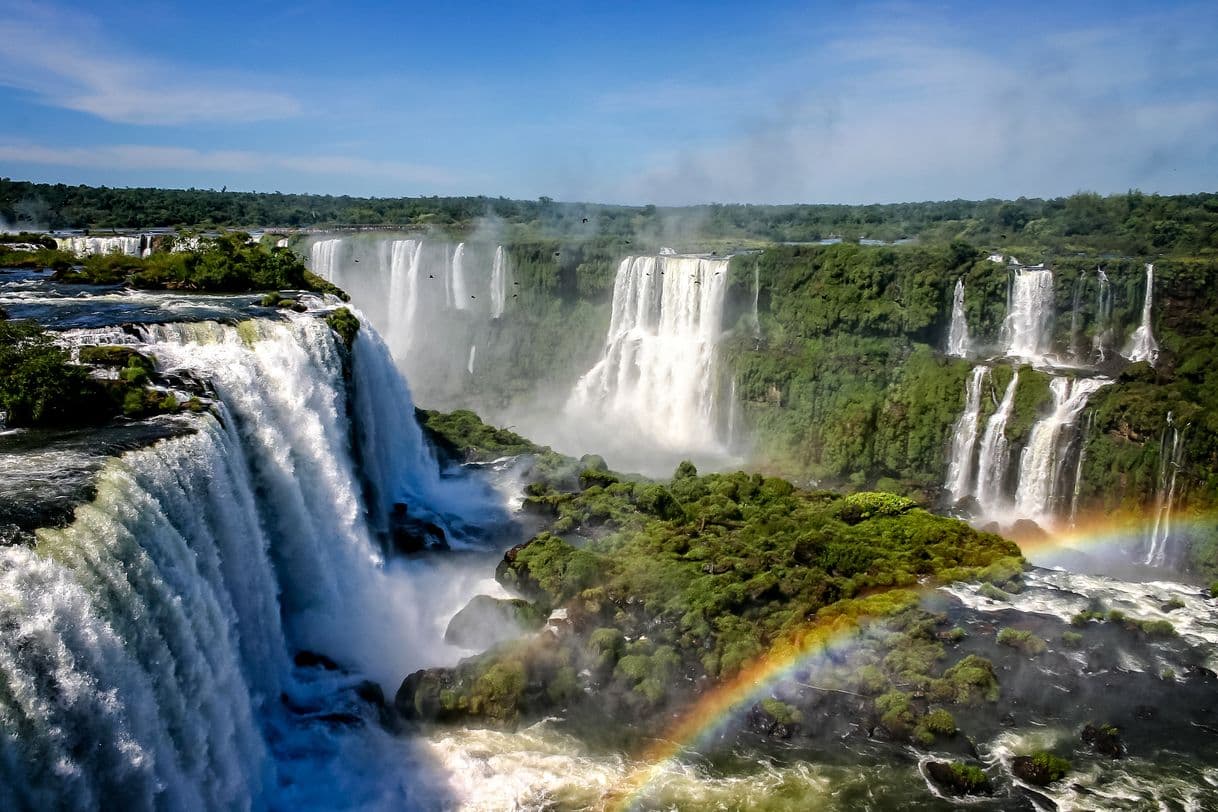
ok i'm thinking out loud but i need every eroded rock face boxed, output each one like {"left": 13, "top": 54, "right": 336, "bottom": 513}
{"left": 394, "top": 668, "right": 456, "bottom": 723}
{"left": 389, "top": 502, "right": 448, "bottom": 553}
{"left": 445, "top": 595, "right": 545, "bottom": 650}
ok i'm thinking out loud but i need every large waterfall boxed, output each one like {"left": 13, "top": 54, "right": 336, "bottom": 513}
{"left": 306, "top": 235, "right": 510, "bottom": 406}
{"left": 566, "top": 254, "right": 730, "bottom": 455}
{"left": 1001, "top": 267, "right": 1055, "bottom": 360}
{"left": 973, "top": 371, "right": 1019, "bottom": 515}
{"left": 945, "top": 278, "right": 970, "bottom": 358}
{"left": 944, "top": 366, "right": 987, "bottom": 502}
{"left": 1125, "top": 263, "right": 1159, "bottom": 366}
{"left": 57, "top": 235, "right": 152, "bottom": 258}
{"left": 1012, "top": 376, "right": 1109, "bottom": 523}
{"left": 0, "top": 313, "right": 503, "bottom": 808}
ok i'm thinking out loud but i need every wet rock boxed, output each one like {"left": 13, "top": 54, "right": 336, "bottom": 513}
{"left": 444, "top": 594, "right": 545, "bottom": 650}
{"left": 389, "top": 502, "right": 448, "bottom": 553}
{"left": 1081, "top": 723, "right": 1125, "bottom": 759}
{"left": 925, "top": 761, "right": 993, "bottom": 796}
{"left": 1012, "top": 753, "right": 1071, "bottom": 787}
{"left": 354, "top": 679, "right": 385, "bottom": 709}
{"left": 395, "top": 668, "right": 455, "bottom": 722}
{"left": 999, "top": 712, "right": 1017, "bottom": 727}
{"left": 1185, "top": 665, "right": 1217, "bottom": 682}
{"left": 294, "top": 650, "right": 341, "bottom": 670}
{"left": 747, "top": 700, "right": 801, "bottom": 739}
{"left": 1134, "top": 704, "right": 1157, "bottom": 720}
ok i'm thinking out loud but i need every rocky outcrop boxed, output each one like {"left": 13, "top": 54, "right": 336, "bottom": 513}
{"left": 444, "top": 595, "right": 545, "bottom": 650}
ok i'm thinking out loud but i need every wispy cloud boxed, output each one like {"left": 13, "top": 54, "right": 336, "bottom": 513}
{"left": 0, "top": 0, "right": 300, "bottom": 125}
{"left": 0, "top": 143, "right": 468, "bottom": 187}
{"left": 602, "top": 4, "right": 1218, "bottom": 204}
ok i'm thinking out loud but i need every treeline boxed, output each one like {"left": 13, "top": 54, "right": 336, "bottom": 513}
{"left": 2, "top": 178, "right": 1216, "bottom": 257}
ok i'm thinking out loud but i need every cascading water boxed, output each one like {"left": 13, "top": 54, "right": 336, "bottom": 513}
{"left": 973, "top": 372, "right": 1019, "bottom": 515}
{"left": 489, "top": 245, "right": 509, "bottom": 319}
{"left": 310, "top": 238, "right": 346, "bottom": 287}
{"left": 57, "top": 235, "right": 144, "bottom": 257}
{"left": 1125, "top": 263, "right": 1159, "bottom": 366}
{"left": 1069, "top": 410, "right": 1093, "bottom": 526}
{"left": 451, "top": 243, "right": 469, "bottom": 311}
{"left": 751, "top": 264, "right": 762, "bottom": 341}
{"left": 945, "top": 278, "right": 970, "bottom": 358}
{"left": 467, "top": 344, "right": 476, "bottom": 375}
{"left": 944, "top": 366, "right": 987, "bottom": 503}
{"left": 1092, "top": 268, "right": 1113, "bottom": 361}
{"left": 0, "top": 312, "right": 504, "bottom": 808}
{"left": 386, "top": 239, "right": 423, "bottom": 359}
{"left": 566, "top": 254, "right": 730, "bottom": 453}
{"left": 1013, "top": 376, "right": 1110, "bottom": 524}
{"left": 1145, "top": 412, "right": 1187, "bottom": 566}
{"left": 1001, "top": 267, "right": 1055, "bottom": 360}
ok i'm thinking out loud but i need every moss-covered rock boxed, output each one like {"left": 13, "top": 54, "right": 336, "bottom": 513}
{"left": 444, "top": 595, "right": 546, "bottom": 650}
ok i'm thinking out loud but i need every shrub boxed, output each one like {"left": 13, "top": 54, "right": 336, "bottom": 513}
{"left": 997, "top": 628, "right": 1047, "bottom": 656}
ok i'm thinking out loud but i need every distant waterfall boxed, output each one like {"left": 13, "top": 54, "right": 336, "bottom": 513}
{"left": 467, "top": 344, "right": 476, "bottom": 375}
{"left": 974, "top": 372, "right": 1020, "bottom": 515}
{"left": 1145, "top": 413, "right": 1187, "bottom": 566}
{"left": 567, "top": 254, "right": 730, "bottom": 452}
{"left": 387, "top": 240, "right": 424, "bottom": 358}
{"left": 304, "top": 236, "right": 511, "bottom": 405}
{"left": 57, "top": 235, "right": 144, "bottom": 257}
{"left": 1013, "top": 376, "right": 1109, "bottom": 524}
{"left": 489, "top": 245, "right": 510, "bottom": 319}
{"left": 451, "top": 243, "right": 469, "bottom": 311}
{"left": 945, "top": 279, "right": 971, "bottom": 358}
{"left": 0, "top": 314, "right": 496, "bottom": 807}
{"left": 1125, "top": 264, "right": 1159, "bottom": 366}
{"left": 726, "top": 377, "right": 741, "bottom": 451}
{"left": 1001, "top": 268, "right": 1055, "bottom": 360}
{"left": 1069, "top": 410, "right": 1093, "bottom": 526}
{"left": 1092, "top": 269, "right": 1114, "bottom": 361}
{"left": 944, "top": 366, "right": 987, "bottom": 502}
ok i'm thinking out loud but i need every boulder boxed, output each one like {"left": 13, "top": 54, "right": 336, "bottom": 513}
{"left": 1081, "top": 723, "right": 1125, "bottom": 758}
{"left": 444, "top": 595, "right": 545, "bottom": 650}
{"left": 925, "top": 761, "right": 993, "bottom": 796}
{"left": 1012, "top": 752, "right": 1070, "bottom": 786}
{"left": 395, "top": 667, "right": 455, "bottom": 722}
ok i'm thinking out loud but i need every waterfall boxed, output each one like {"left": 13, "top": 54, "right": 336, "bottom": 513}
{"left": 973, "top": 372, "right": 1019, "bottom": 515}
{"left": 1125, "top": 263, "right": 1159, "bottom": 366}
{"left": 751, "top": 264, "right": 761, "bottom": 340}
{"left": 1013, "top": 376, "right": 1109, "bottom": 524}
{"left": 467, "top": 344, "right": 476, "bottom": 375}
{"left": 1145, "top": 413, "right": 1187, "bottom": 566}
{"left": 726, "top": 377, "right": 740, "bottom": 451}
{"left": 567, "top": 254, "right": 730, "bottom": 452}
{"left": 386, "top": 239, "right": 423, "bottom": 359}
{"left": 451, "top": 243, "right": 469, "bottom": 311}
{"left": 309, "top": 238, "right": 345, "bottom": 285}
{"left": 944, "top": 366, "right": 987, "bottom": 502}
{"left": 56, "top": 235, "right": 144, "bottom": 257}
{"left": 0, "top": 313, "right": 501, "bottom": 807}
{"left": 946, "top": 279, "right": 971, "bottom": 358}
{"left": 490, "top": 245, "right": 509, "bottom": 319}
{"left": 1092, "top": 269, "right": 1113, "bottom": 361}
{"left": 1001, "top": 268, "right": 1055, "bottom": 360}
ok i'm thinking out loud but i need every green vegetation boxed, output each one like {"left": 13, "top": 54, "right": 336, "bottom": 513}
{"left": 996, "top": 628, "right": 1048, "bottom": 656}
{"left": 1012, "top": 751, "right": 1071, "bottom": 787}
{"left": 6, "top": 180, "right": 1217, "bottom": 257}
{"left": 324, "top": 307, "right": 360, "bottom": 348}
{"left": 396, "top": 429, "right": 1021, "bottom": 737}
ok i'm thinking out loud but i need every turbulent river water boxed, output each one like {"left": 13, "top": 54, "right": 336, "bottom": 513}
{"left": 2, "top": 268, "right": 1216, "bottom": 810}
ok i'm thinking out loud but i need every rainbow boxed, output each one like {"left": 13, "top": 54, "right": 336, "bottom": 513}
{"left": 605, "top": 512, "right": 1214, "bottom": 809}
{"left": 606, "top": 588, "right": 921, "bottom": 811}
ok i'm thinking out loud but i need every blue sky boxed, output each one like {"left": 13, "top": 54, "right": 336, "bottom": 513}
{"left": 1, "top": 0, "right": 1215, "bottom": 204}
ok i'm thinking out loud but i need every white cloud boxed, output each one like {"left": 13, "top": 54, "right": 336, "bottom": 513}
{"left": 0, "top": 0, "right": 300, "bottom": 125}
{"left": 600, "top": 5, "right": 1218, "bottom": 204}
{"left": 0, "top": 143, "right": 467, "bottom": 186}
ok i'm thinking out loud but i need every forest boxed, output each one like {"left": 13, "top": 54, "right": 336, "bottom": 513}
{"left": 3, "top": 178, "right": 1218, "bottom": 257}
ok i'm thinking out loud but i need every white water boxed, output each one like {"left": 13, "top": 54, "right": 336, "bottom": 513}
{"left": 56, "top": 235, "right": 145, "bottom": 257}
{"left": 451, "top": 242, "right": 469, "bottom": 311}
{"left": 751, "top": 263, "right": 761, "bottom": 340}
{"left": 0, "top": 313, "right": 508, "bottom": 808}
{"left": 304, "top": 235, "right": 511, "bottom": 405}
{"left": 973, "top": 371, "right": 1019, "bottom": 514}
{"left": 944, "top": 366, "right": 987, "bottom": 502}
{"left": 489, "top": 244, "right": 509, "bottom": 319}
{"left": 945, "top": 278, "right": 970, "bottom": 357}
{"left": 1069, "top": 409, "right": 1094, "bottom": 526}
{"left": 1125, "top": 263, "right": 1159, "bottom": 366}
{"left": 566, "top": 254, "right": 730, "bottom": 454}
{"left": 1145, "top": 412, "right": 1186, "bottom": 566}
{"left": 467, "top": 344, "right": 476, "bottom": 375}
{"left": 1001, "top": 268, "right": 1055, "bottom": 360}
{"left": 1013, "top": 376, "right": 1110, "bottom": 525}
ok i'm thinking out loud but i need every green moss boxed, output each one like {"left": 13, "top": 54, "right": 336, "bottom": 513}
{"left": 325, "top": 307, "right": 360, "bottom": 348}
{"left": 759, "top": 698, "right": 803, "bottom": 726}
{"left": 997, "top": 628, "right": 1047, "bottom": 656}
